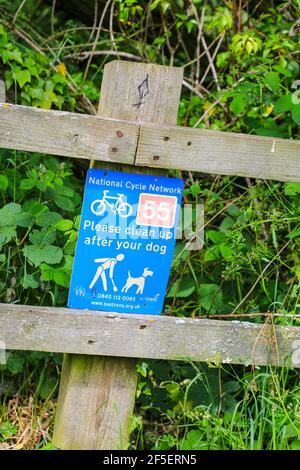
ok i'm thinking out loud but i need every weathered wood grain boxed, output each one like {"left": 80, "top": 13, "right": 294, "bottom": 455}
{"left": 0, "top": 103, "right": 138, "bottom": 164}
{"left": 53, "top": 61, "right": 183, "bottom": 451}
{"left": 99, "top": 61, "right": 183, "bottom": 125}
{"left": 136, "top": 124, "right": 300, "bottom": 182}
{"left": 53, "top": 354, "right": 137, "bottom": 450}
{"left": 1, "top": 304, "right": 300, "bottom": 367}
{"left": 1, "top": 103, "right": 300, "bottom": 181}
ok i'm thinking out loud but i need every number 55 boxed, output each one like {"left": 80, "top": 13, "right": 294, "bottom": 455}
{"left": 143, "top": 200, "right": 171, "bottom": 221}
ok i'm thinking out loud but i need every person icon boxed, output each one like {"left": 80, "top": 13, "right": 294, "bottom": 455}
{"left": 89, "top": 254, "right": 124, "bottom": 292}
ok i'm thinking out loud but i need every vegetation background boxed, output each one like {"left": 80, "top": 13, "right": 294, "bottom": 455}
{"left": 0, "top": 0, "right": 300, "bottom": 450}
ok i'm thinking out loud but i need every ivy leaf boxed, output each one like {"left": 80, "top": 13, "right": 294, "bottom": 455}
{"left": 167, "top": 277, "right": 196, "bottom": 298}
{"left": 14, "top": 68, "right": 31, "bottom": 88}
{"left": 199, "top": 283, "right": 223, "bottom": 313}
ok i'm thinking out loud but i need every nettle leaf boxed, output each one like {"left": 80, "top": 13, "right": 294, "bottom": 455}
{"left": 23, "top": 200, "right": 46, "bottom": 216}
{"left": 22, "top": 274, "right": 39, "bottom": 289}
{"left": 204, "top": 246, "right": 220, "bottom": 262}
{"left": 29, "top": 227, "right": 56, "bottom": 246}
{"left": 167, "top": 277, "right": 196, "bottom": 298}
{"left": 227, "top": 204, "right": 242, "bottom": 218}
{"left": 0, "top": 174, "right": 8, "bottom": 191}
{"left": 36, "top": 211, "right": 62, "bottom": 227}
{"left": 54, "top": 195, "right": 75, "bottom": 212}
{"left": 199, "top": 283, "right": 223, "bottom": 313}
{"left": 220, "top": 243, "right": 234, "bottom": 260}
{"left": 15, "top": 211, "right": 35, "bottom": 228}
{"left": 42, "top": 246, "right": 63, "bottom": 264}
{"left": 0, "top": 227, "right": 16, "bottom": 244}
{"left": 207, "top": 230, "right": 225, "bottom": 245}
{"left": 220, "top": 216, "right": 235, "bottom": 233}
{"left": 0, "top": 203, "right": 21, "bottom": 227}
{"left": 23, "top": 245, "right": 63, "bottom": 266}
{"left": 284, "top": 182, "right": 300, "bottom": 196}
{"left": 40, "top": 255, "right": 73, "bottom": 287}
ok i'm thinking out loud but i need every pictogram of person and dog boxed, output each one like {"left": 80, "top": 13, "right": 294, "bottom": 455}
{"left": 88, "top": 254, "right": 154, "bottom": 294}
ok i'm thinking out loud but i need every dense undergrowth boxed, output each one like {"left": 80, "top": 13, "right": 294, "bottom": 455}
{"left": 0, "top": 0, "right": 300, "bottom": 450}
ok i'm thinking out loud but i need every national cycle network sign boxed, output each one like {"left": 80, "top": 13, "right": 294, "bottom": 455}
{"left": 68, "top": 169, "right": 183, "bottom": 315}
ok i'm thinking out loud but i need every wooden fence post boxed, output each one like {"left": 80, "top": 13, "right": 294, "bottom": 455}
{"left": 53, "top": 61, "right": 183, "bottom": 450}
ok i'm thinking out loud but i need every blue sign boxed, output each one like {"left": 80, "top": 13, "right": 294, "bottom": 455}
{"left": 68, "top": 169, "right": 183, "bottom": 314}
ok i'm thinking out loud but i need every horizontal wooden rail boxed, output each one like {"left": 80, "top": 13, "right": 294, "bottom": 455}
{"left": 0, "top": 304, "right": 300, "bottom": 367}
{"left": 1, "top": 103, "right": 300, "bottom": 182}
{"left": 0, "top": 103, "right": 138, "bottom": 164}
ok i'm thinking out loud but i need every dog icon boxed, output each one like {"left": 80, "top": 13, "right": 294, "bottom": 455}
{"left": 121, "top": 267, "right": 154, "bottom": 294}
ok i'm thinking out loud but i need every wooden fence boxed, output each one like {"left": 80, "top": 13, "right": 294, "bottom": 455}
{"left": 0, "top": 60, "right": 300, "bottom": 450}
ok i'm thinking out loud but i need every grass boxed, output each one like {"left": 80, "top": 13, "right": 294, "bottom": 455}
{"left": 131, "top": 362, "right": 300, "bottom": 450}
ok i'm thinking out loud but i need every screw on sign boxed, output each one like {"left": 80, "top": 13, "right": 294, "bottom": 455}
{"left": 68, "top": 168, "right": 183, "bottom": 314}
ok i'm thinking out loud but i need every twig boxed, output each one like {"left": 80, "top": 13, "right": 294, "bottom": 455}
{"left": 51, "top": 0, "right": 56, "bottom": 36}
{"left": 183, "top": 32, "right": 224, "bottom": 69}
{"left": 200, "top": 34, "right": 221, "bottom": 91}
{"left": 88, "top": 0, "right": 99, "bottom": 43}
{"left": 65, "top": 50, "right": 143, "bottom": 61}
{"left": 12, "top": 0, "right": 27, "bottom": 25}
{"left": 206, "top": 313, "right": 300, "bottom": 319}
{"left": 182, "top": 79, "right": 204, "bottom": 98}
{"left": 199, "top": 32, "right": 225, "bottom": 86}
{"left": 192, "top": 98, "right": 222, "bottom": 127}
{"left": 109, "top": 1, "right": 119, "bottom": 57}
{"left": 84, "top": 0, "right": 111, "bottom": 81}
{"left": 192, "top": 4, "right": 205, "bottom": 84}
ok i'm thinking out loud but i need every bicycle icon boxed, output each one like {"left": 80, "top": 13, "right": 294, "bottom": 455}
{"left": 91, "top": 190, "right": 132, "bottom": 218}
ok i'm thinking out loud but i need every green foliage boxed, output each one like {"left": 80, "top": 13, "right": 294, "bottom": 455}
{"left": 1, "top": 0, "right": 300, "bottom": 451}
{"left": 0, "top": 152, "right": 83, "bottom": 306}
{"left": 133, "top": 361, "right": 300, "bottom": 450}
